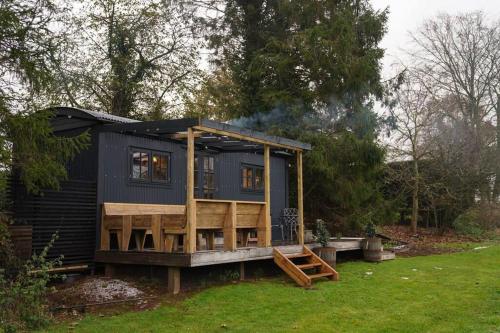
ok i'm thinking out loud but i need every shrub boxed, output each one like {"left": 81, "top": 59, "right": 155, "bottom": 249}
{"left": 0, "top": 224, "right": 61, "bottom": 332}
{"left": 314, "top": 219, "right": 330, "bottom": 247}
{"left": 452, "top": 203, "right": 500, "bottom": 238}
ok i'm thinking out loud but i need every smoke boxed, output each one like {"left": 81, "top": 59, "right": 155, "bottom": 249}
{"left": 228, "top": 105, "right": 301, "bottom": 131}
{"left": 227, "top": 95, "right": 379, "bottom": 138}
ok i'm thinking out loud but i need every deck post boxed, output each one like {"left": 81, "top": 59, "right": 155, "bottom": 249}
{"left": 297, "top": 151, "right": 304, "bottom": 245}
{"left": 167, "top": 267, "right": 181, "bottom": 294}
{"left": 104, "top": 264, "right": 115, "bottom": 278}
{"left": 239, "top": 262, "right": 245, "bottom": 281}
{"left": 224, "top": 202, "right": 237, "bottom": 250}
{"left": 185, "top": 128, "right": 197, "bottom": 253}
{"left": 260, "top": 144, "right": 271, "bottom": 247}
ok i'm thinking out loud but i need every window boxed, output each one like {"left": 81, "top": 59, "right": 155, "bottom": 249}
{"left": 129, "top": 148, "right": 170, "bottom": 184}
{"left": 241, "top": 164, "right": 264, "bottom": 192}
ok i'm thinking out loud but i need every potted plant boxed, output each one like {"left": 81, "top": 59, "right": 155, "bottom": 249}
{"left": 363, "top": 221, "right": 383, "bottom": 262}
{"left": 312, "top": 219, "right": 337, "bottom": 268}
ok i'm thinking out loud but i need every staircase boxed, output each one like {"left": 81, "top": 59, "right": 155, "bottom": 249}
{"left": 273, "top": 246, "right": 339, "bottom": 288}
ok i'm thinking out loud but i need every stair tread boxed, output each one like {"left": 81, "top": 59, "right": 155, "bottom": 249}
{"left": 308, "top": 272, "right": 333, "bottom": 279}
{"left": 297, "top": 262, "right": 322, "bottom": 269}
{"left": 286, "top": 253, "right": 311, "bottom": 259}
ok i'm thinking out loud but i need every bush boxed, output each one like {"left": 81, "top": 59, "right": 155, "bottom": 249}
{"left": 0, "top": 223, "right": 61, "bottom": 332}
{"left": 314, "top": 219, "right": 330, "bottom": 247}
{"left": 452, "top": 203, "right": 500, "bottom": 238}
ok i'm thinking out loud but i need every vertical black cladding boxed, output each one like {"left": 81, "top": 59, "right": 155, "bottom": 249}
{"left": 9, "top": 121, "right": 100, "bottom": 265}
{"left": 10, "top": 179, "right": 97, "bottom": 264}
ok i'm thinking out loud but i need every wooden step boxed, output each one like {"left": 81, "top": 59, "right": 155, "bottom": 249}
{"left": 297, "top": 262, "right": 322, "bottom": 270}
{"left": 286, "top": 253, "right": 311, "bottom": 259}
{"left": 308, "top": 272, "right": 334, "bottom": 280}
{"left": 274, "top": 246, "right": 339, "bottom": 288}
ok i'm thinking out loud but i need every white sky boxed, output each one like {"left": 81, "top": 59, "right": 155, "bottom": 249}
{"left": 371, "top": 0, "right": 500, "bottom": 78}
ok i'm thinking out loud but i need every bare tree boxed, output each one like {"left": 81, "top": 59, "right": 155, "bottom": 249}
{"left": 388, "top": 70, "right": 434, "bottom": 233}
{"left": 410, "top": 12, "right": 500, "bottom": 202}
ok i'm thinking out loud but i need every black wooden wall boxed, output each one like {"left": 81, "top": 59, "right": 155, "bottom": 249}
{"left": 9, "top": 119, "right": 100, "bottom": 266}
{"left": 11, "top": 179, "right": 97, "bottom": 265}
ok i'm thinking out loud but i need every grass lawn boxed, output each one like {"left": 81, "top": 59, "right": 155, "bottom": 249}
{"left": 46, "top": 245, "right": 500, "bottom": 333}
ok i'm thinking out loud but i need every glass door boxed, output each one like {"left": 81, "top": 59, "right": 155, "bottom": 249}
{"left": 194, "top": 155, "right": 216, "bottom": 199}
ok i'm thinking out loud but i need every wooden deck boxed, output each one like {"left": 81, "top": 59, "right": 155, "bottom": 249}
{"left": 95, "top": 238, "right": 363, "bottom": 267}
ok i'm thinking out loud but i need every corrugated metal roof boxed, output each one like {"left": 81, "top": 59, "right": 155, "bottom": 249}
{"left": 51, "top": 106, "right": 140, "bottom": 124}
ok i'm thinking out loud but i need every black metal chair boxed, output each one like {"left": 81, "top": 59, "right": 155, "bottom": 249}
{"left": 279, "top": 208, "right": 298, "bottom": 243}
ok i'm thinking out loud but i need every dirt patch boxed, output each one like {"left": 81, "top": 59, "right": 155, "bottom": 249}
{"left": 380, "top": 225, "right": 480, "bottom": 256}
{"left": 47, "top": 275, "right": 180, "bottom": 321}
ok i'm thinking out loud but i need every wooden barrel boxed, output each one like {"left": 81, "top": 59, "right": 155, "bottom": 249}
{"left": 313, "top": 246, "right": 336, "bottom": 268}
{"left": 363, "top": 237, "right": 383, "bottom": 262}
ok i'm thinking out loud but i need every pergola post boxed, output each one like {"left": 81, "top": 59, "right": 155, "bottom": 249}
{"left": 263, "top": 145, "right": 272, "bottom": 247}
{"left": 297, "top": 151, "right": 304, "bottom": 245}
{"left": 185, "top": 128, "right": 197, "bottom": 253}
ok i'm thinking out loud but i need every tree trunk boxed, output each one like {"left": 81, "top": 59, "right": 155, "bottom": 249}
{"left": 432, "top": 198, "right": 439, "bottom": 229}
{"left": 411, "top": 160, "right": 419, "bottom": 234}
{"left": 493, "top": 95, "right": 500, "bottom": 202}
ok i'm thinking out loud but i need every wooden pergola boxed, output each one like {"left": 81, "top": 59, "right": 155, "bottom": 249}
{"left": 182, "top": 124, "right": 306, "bottom": 253}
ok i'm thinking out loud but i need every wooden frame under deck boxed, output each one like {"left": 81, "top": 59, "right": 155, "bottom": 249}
{"left": 99, "top": 123, "right": 305, "bottom": 257}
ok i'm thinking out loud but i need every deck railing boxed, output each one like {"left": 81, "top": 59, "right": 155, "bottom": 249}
{"left": 99, "top": 199, "right": 270, "bottom": 253}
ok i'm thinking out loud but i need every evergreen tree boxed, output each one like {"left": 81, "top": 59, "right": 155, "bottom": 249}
{"left": 193, "top": 0, "right": 392, "bottom": 231}
{"left": 0, "top": 0, "right": 89, "bottom": 196}
{"left": 205, "top": 0, "right": 388, "bottom": 124}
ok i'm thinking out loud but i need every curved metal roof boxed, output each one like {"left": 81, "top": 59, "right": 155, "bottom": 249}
{"left": 50, "top": 106, "right": 139, "bottom": 124}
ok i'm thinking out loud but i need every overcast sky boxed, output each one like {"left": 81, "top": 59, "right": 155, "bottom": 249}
{"left": 371, "top": 0, "right": 500, "bottom": 78}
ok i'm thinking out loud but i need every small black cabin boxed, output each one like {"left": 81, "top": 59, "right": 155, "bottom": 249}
{"left": 10, "top": 107, "right": 311, "bottom": 268}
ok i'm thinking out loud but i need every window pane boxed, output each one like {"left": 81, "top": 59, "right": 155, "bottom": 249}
{"left": 255, "top": 168, "right": 264, "bottom": 190}
{"left": 132, "top": 152, "right": 141, "bottom": 179}
{"left": 132, "top": 151, "right": 148, "bottom": 180}
{"left": 208, "top": 157, "right": 214, "bottom": 171}
{"left": 140, "top": 153, "right": 149, "bottom": 179}
{"left": 204, "top": 173, "right": 214, "bottom": 189}
{"left": 152, "top": 153, "right": 168, "bottom": 182}
{"left": 242, "top": 167, "right": 253, "bottom": 189}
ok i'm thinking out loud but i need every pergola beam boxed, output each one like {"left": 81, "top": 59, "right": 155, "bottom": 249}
{"left": 193, "top": 125, "right": 303, "bottom": 152}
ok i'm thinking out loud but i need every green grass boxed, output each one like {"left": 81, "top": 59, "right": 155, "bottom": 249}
{"left": 46, "top": 245, "right": 500, "bottom": 333}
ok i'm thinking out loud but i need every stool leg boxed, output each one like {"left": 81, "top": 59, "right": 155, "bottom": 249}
{"left": 241, "top": 230, "right": 250, "bottom": 247}
{"left": 165, "top": 235, "right": 174, "bottom": 253}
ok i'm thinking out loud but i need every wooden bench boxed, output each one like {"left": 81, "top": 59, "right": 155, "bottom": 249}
{"left": 100, "top": 203, "right": 187, "bottom": 253}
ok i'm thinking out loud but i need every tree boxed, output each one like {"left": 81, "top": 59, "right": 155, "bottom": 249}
{"left": 0, "top": 0, "right": 89, "bottom": 196}
{"left": 410, "top": 12, "right": 500, "bottom": 202}
{"left": 387, "top": 71, "right": 434, "bottom": 233}
{"left": 51, "top": 0, "right": 203, "bottom": 119}
{"left": 206, "top": 0, "right": 388, "bottom": 124}
{"left": 194, "top": 0, "right": 392, "bottom": 232}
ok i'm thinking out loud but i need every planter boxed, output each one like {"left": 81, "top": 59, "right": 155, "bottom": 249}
{"left": 362, "top": 237, "right": 383, "bottom": 262}
{"left": 313, "top": 246, "right": 336, "bottom": 268}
